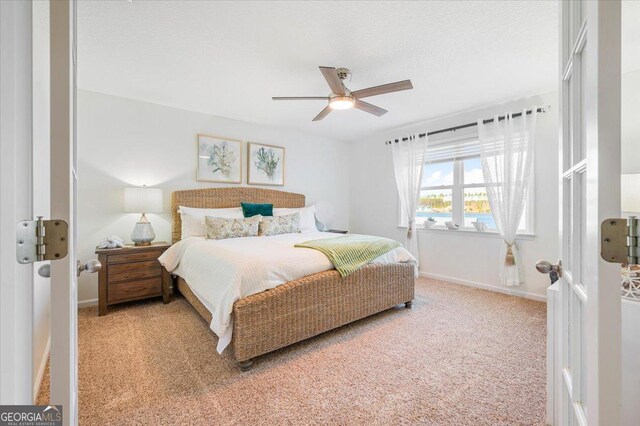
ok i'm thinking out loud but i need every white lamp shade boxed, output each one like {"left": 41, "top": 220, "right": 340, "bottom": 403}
{"left": 124, "top": 187, "right": 163, "bottom": 213}
{"left": 622, "top": 174, "right": 640, "bottom": 213}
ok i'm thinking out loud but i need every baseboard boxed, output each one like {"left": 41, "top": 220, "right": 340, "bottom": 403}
{"left": 78, "top": 298, "right": 98, "bottom": 308}
{"left": 419, "top": 271, "right": 547, "bottom": 302}
{"left": 33, "top": 336, "right": 50, "bottom": 404}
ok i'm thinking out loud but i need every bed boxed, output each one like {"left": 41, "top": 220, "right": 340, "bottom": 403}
{"left": 165, "top": 187, "right": 415, "bottom": 370}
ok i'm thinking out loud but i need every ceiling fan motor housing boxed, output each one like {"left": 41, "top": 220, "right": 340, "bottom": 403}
{"left": 336, "top": 68, "right": 351, "bottom": 81}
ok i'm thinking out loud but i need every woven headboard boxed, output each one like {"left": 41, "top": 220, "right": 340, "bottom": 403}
{"left": 171, "top": 187, "right": 305, "bottom": 243}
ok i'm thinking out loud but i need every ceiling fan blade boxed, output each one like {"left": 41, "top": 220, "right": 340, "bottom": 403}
{"left": 351, "top": 80, "right": 413, "bottom": 99}
{"left": 319, "top": 66, "right": 345, "bottom": 95}
{"left": 272, "top": 96, "right": 329, "bottom": 100}
{"left": 354, "top": 99, "right": 388, "bottom": 117}
{"left": 312, "top": 106, "right": 332, "bottom": 121}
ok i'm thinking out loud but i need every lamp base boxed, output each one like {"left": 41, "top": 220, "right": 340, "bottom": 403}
{"left": 131, "top": 214, "right": 156, "bottom": 246}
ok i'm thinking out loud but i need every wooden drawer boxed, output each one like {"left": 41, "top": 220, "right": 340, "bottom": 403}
{"left": 108, "top": 268, "right": 161, "bottom": 283}
{"left": 108, "top": 277, "right": 162, "bottom": 303}
{"left": 108, "top": 260, "right": 160, "bottom": 276}
{"left": 108, "top": 250, "right": 162, "bottom": 264}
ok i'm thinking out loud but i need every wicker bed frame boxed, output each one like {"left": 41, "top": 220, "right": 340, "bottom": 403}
{"left": 170, "top": 187, "right": 415, "bottom": 370}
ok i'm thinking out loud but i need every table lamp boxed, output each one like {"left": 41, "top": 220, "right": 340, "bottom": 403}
{"left": 622, "top": 174, "right": 640, "bottom": 214}
{"left": 124, "top": 186, "right": 163, "bottom": 246}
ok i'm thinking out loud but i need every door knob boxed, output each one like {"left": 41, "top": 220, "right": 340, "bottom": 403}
{"left": 37, "top": 260, "right": 101, "bottom": 278}
{"left": 536, "top": 259, "right": 562, "bottom": 277}
{"left": 38, "top": 264, "right": 50, "bottom": 278}
{"left": 77, "top": 259, "right": 101, "bottom": 277}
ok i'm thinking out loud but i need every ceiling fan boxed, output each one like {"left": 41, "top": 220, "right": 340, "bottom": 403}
{"left": 272, "top": 66, "right": 413, "bottom": 121}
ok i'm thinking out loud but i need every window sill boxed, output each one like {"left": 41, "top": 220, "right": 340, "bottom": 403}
{"left": 398, "top": 226, "right": 536, "bottom": 241}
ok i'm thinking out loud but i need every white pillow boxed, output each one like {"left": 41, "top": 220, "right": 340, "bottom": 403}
{"left": 273, "top": 205, "right": 317, "bottom": 233}
{"left": 179, "top": 206, "right": 243, "bottom": 238}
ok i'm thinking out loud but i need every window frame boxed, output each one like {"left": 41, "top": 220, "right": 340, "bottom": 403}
{"left": 399, "top": 136, "right": 535, "bottom": 236}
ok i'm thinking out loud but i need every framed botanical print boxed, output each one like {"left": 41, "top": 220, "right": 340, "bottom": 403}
{"left": 247, "top": 142, "right": 285, "bottom": 186}
{"left": 197, "top": 134, "right": 242, "bottom": 184}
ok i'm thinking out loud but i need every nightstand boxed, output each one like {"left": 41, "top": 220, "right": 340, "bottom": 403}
{"left": 95, "top": 242, "right": 171, "bottom": 316}
{"left": 324, "top": 229, "right": 348, "bottom": 234}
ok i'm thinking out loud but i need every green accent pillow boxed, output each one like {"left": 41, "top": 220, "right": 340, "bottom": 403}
{"left": 241, "top": 202, "right": 273, "bottom": 218}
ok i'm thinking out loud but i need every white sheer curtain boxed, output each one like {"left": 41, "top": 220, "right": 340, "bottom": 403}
{"left": 478, "top": 109, "right": 536, "bottom": 287}
{"left": 391, "top": 134, "right": 427, "bottom": 265}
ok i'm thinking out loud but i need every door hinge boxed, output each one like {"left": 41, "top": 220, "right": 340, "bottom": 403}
{"left": 16, "top": 216, "right": 68, "bottom": 264}
{"left": 601, "top": 216, "right": 640, "bottom": 264}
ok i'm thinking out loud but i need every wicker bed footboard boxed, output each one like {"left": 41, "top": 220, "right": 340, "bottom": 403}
{"left": 233, "top": 262, "right": 415, "bottom": 363}
{"left": 176, "top": 263, "right": 415, "bottom": 367}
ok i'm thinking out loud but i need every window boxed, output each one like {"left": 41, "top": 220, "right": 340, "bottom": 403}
{"left": 408, "top": 136, "right": 532, "bottom": 233}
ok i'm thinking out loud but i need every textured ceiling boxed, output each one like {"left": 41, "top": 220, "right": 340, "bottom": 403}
{"left": 77, "top": 1, "right": 640, "bottom": 142}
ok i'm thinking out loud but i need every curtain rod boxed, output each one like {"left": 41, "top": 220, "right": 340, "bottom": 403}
{"left": 384, "top": 106, "right": 548, "bottom": 145}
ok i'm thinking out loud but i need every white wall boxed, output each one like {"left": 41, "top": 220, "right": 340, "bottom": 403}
{"left": 349, "top": 93, "right": 559, "bottom": 300}
{"left": 76, "top": 90, "right": 350, "bottom": 303}
{"left": 622, "top": 69, "right": 640, "bottom": 174}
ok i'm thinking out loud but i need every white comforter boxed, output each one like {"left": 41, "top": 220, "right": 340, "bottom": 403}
{"left": 158, "top": 231, "right": 417, "bottom": 353}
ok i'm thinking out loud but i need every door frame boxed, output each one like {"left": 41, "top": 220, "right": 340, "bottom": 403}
{"left": 0, "top": 0, "right": 34, "bottom": 404}
{"left": 32, "top": 0, "right": 52, "bottom": 403}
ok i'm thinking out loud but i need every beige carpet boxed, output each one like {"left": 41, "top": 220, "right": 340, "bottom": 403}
{"left": 38, "top": 277, "right": 546, "bottom": 425}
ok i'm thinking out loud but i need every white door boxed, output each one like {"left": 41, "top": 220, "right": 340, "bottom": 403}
{"left": 0, "top": 0, "right": 35, "bottom": 404}
{"left": 1, "top": 1, "right": 91, "bottom": 424}
{"left": 49, "top": 1, "right": 81, "bottom": 425}
{"left": 0, "top": 1, "right": 83, "bottom": 424}
{"left": 552, "top": 1, "right": 622, "bottom": 424}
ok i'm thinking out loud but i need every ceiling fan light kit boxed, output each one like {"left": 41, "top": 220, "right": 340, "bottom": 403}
{"left": 329, "top": 95, "right": 355, "bottom": 110}
{"left": 272, "top": 66, "right": 413, "bottom": 121}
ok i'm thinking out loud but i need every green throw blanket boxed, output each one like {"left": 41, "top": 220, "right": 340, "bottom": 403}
{"left": 295, "top": 234, "right": 401, "bottom": 277}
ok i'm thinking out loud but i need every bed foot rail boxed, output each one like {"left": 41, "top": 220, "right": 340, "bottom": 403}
{"left": 238, "top": 359, "right": 254, "bottom": 371}
{"left": 404, "top": 301, "right": 413, "bottom": 309}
